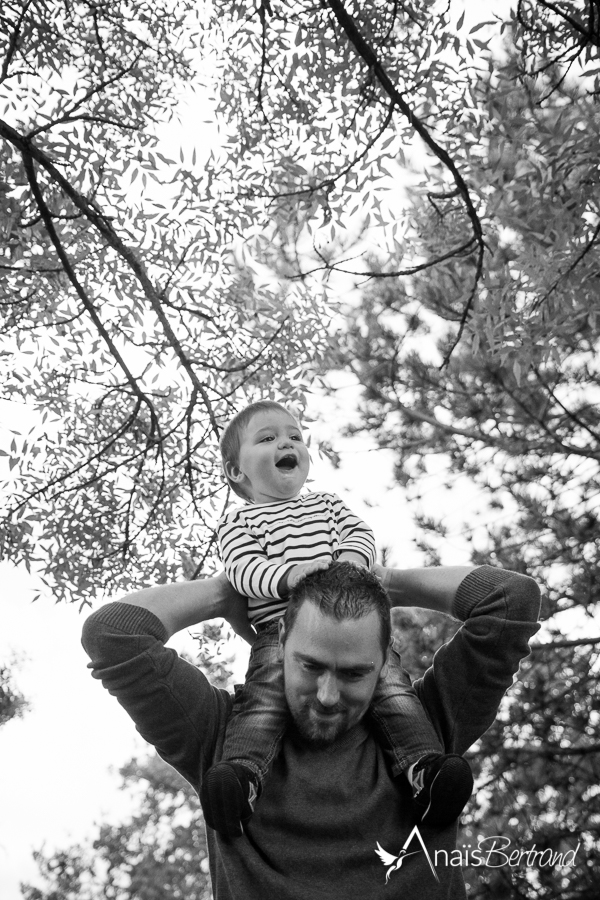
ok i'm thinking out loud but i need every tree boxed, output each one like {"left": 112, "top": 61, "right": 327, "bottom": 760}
{"left": 3, "top": 2, "right": 599, "bottom": 605}
{"left": 21, "top": 754, "right": 212, "bottom": 900}
{"left": 0, "top": 656, "right": 28, "bottom": 727}
{"left": 460, "top": 640, "right": 600, "bottom": 899}
{"left": 0, "top": 0, "right": 331, "bottom": 604}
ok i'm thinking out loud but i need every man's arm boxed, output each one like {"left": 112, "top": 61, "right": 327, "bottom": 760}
{"left": 123, "top": 572, "right": 255, "bottom": 643}
{"left": 373, "top": 564, "right": 476, "bottom": 613}
{"left": 81, "top": 574, "right": 248, "bottom": 787}
{"left": 391, "top": 565, "right": 542, "bottom": 756}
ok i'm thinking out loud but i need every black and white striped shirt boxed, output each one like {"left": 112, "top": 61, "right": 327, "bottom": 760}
{"left": 217, "top": 492, "right": 376, "bottom": 626}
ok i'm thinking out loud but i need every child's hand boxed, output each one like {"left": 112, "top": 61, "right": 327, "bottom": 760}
{"left": 337, "top": 550, "right": 368, "bottom": 567}
{"left": 287, "top": 559, "right": 330, "bottom": 589}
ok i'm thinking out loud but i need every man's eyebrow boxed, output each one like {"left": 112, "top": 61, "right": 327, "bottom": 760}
{"left": 293, "top": 651, "right": 375, "bottom": 673}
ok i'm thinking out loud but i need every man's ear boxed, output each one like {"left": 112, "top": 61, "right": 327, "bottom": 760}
{"left": 277, "top": 618, "right": 285, "bottom": 661}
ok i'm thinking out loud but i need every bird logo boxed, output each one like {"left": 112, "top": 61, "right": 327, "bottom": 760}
{"left": 374, "top": 844, "right": 420, "bottom": 883}
{"left": 374, "top": 825, "right": 440, "bottom": 883}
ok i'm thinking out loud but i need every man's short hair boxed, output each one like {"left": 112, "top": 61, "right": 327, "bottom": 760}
{"left": 220, "top": 400, "right": 300, "bottom": 500}
{"left": 281, "top": 561, "right": 391, "bottom": 657}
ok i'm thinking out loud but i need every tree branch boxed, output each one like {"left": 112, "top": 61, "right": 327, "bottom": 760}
{"left": 26, "top": 58, "right": 145, "bottom": 139}
{"left": 0, "top": 116, "right": 221, "bottom": 441}
{"left": 491, "top": 369, "right": 600, "bottom": 462}
{"left": 256, "top": 0, "right": 273, "bottom": 117}
{"left": 505, "top": 741, "right": 600, "bottom": 756}
{"left": 21, "top": 148, "right": 160, "bottom": 432}
{"left": 532, "top": 218, "right": 600, "bottom": 310}
{"left": 325, "top": 0, "right": 485, "bottom": 361}
{"left": 533, "top": 0, "right": 597, "bottom": 44}
{"left": 292, "top": 238, "right": 477, "bottom": 280}
{"left": 530, "top": 635, "right": 600, "bottom": 649}
{"left": 7, "top": 399, "right": 142, "bottom": 516}
{"left": 0, "top": 0, "right": 33, "bottom": 83}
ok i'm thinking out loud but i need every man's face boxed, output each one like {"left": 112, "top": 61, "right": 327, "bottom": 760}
{"left": 279, "top": 601, "right": 389, "bottom": 746}
{"left": 226, "top": 409, "right": 310, "bottom": 504}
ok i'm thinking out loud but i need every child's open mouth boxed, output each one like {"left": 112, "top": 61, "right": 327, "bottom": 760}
{"left": 276, "top": 455, "right": 298, "bottom": 471}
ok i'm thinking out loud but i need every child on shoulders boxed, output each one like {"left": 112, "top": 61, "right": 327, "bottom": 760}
{"left": 200, "top": 400, "right": 473, "bottom": 837}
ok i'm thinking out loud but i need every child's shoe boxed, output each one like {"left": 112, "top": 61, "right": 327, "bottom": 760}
{"left": 409, "top": 753, "right": 473, "bottom": 827}
{"left": 200, "top": 762, "right": 260, "bottom": 838}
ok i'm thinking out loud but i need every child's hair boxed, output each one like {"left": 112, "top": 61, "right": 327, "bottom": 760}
{"left": 220, "top": 400, "right": 301, "bottom": 500}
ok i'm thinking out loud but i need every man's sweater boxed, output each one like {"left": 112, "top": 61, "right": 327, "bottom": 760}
{"left": 218, "top": 492, "right": 377, "bottom": 625}
{"left": 81, "top": 566, "right": 540, "bottom": 899}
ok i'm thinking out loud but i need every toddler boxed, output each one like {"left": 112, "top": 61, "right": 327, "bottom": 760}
{"left": 200, "top": 400, "right": 473, "bottom": 837}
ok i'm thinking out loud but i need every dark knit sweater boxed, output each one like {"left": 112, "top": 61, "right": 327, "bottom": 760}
{"left": 82, "top": 567, "right": 540, "bottom": 899}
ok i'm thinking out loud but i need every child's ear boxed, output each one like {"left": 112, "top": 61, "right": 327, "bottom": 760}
{"left": 224, "top": 461, "right": 245, "bottom": 484}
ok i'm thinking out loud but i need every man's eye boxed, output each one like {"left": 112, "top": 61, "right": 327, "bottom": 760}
{"left": 302, "top": 662, "right": 320, "bottom": 672}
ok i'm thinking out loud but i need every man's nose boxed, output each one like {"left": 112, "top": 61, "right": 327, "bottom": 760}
{"left": 316, "top": 672, "right": 340, "bottom": 707}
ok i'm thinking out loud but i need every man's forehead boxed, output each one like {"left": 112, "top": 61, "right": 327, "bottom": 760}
{"left": 288, "top": 602, "right": 384, "bottom": 665}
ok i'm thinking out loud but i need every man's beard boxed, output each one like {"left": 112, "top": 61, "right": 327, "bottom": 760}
{"left": 289, "top": 702, "right": 349, "bottom": 747}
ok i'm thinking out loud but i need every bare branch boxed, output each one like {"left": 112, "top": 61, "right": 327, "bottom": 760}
{"left": 293, "top": 238, "right": 477, "bottom": 280}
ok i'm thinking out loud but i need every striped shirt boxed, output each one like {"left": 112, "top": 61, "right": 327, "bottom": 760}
{"left": 217, "top": 492, "right": 376, "bottom": 626}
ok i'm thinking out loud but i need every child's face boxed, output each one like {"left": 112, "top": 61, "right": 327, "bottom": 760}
{"left": 227, "top": 408, "right": 310, "bottom": 503}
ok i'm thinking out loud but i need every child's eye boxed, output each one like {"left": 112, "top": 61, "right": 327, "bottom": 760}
{"left": 260, "top": 435, "right": 275, "bottom": 442}
{"left": 291, "top": 434, "right": 303, "bottom": 441}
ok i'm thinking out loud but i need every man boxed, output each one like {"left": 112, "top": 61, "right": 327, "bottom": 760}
{"left": 82, "top": 561, "right": 540, "bottom": 899}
